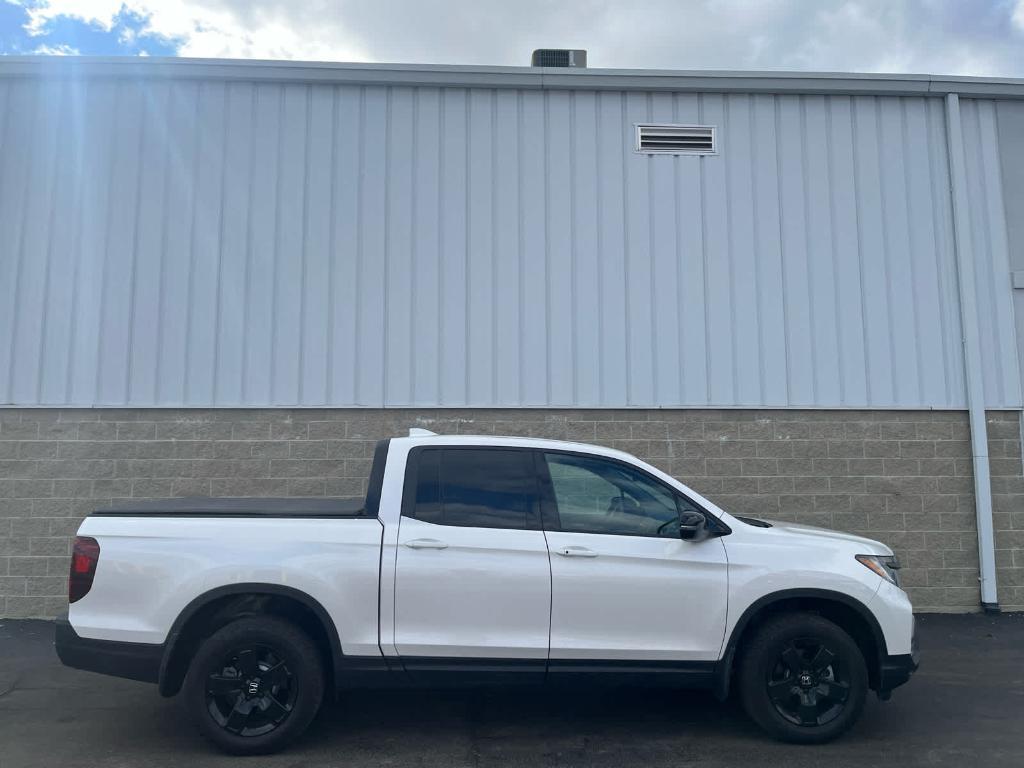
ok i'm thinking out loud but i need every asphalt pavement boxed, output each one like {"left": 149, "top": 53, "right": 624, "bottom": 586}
{"left": 1, "top": 613, "right": 1022, "bottom": 768}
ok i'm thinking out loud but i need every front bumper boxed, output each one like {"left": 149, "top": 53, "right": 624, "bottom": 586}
{"left": 54, "top": 613, "right": 162, "bottom": 684}
{"left": 878, "top": 616, "right": 920, "bottom": 694}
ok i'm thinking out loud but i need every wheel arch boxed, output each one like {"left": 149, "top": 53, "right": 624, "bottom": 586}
{"left": 714, "top": 588, "right": 888, "bottom": 700}
{"left": 157, "top": 583, "right": 344, "bottom": 697}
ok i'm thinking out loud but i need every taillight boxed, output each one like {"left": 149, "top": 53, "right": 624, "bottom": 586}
{"left": 69, "top": 536, "right": 100, "bottom": 603}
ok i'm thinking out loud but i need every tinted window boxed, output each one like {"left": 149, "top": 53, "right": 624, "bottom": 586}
{"left": 544, "top": 453, "right": 682, "bottom": 537}
{"left": 409, "top": 448, "right": 538, "bottom": 530}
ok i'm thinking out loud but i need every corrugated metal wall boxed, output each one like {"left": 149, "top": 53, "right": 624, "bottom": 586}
{"left": 0, "top": 76, "right": 1019, "bottom": 408}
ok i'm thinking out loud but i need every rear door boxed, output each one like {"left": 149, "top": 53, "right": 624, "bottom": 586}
{"left": 393, "top": 447, "right": 551, "bottom": 670}
{"left": 540, "top": 451, "right": 729, "bottom": 667}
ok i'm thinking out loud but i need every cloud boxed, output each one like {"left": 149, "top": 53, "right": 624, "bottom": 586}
{"left": 1013, "top": 0, "right": 1024, "bottom": 31}
{"left": 10, "top": 0, "right": 370, "bottom": 60}
{"left": 9, "top": 0, "right": 1024, "bottom": 77}
{"left": 32, "top": 41, "right": 78, "bottom": 54}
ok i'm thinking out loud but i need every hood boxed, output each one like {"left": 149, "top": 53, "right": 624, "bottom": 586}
{"left": 761, "top": 519, "right": 894, "bottom": 556}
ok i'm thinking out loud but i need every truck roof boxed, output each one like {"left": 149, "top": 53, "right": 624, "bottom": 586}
{"left": 397, "top": 430, "right": 639, "bottom": 462}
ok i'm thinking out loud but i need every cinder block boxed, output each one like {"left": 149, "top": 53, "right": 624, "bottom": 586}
{"left": 308, "top": 421, "right": 349, "bottom": 440}
{"left": 116, "top": 422, "right": 156, "bottom": 441}
{"left": 0, "top": 576, "right": 28, "bottom": 595}
{"left": 231, "top": 422, "right": 272, "bottom": 440}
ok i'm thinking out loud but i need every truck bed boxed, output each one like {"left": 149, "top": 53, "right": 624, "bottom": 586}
{"left": 91, "top": 497, "right": 368, "bottom": 518}
{"left": 90, "top": 439, "right": 392, "bottom": 520}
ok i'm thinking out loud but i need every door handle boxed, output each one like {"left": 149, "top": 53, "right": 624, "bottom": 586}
{"left": 557, "top": 546, "right": 598, "bottom": 558}
{"left": 403, "top": 538, "right": 449, "bottom": 550}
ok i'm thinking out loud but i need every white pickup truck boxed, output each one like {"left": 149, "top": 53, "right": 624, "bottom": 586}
{"left": 56, "top": 430, "right": 918, "bottom": 754}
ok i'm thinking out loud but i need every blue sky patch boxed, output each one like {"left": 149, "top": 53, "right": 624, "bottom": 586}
{"left": 0, "top": 1, "right": 181, "bottom": 56}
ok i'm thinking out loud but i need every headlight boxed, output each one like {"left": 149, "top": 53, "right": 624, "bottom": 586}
{"left": 856, "top": 554, "right": 902, "bottom": 587}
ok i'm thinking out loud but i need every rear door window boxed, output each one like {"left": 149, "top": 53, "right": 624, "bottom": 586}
{"left": 406, "top": 448, "right": 540, "bottom": 530}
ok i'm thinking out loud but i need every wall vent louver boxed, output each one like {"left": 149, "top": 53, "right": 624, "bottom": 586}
{"left": 531, "top": 49, "right": 587, "bottom": 68}
{"left": 635, "top": 124, "right": 716, "bottom": 155}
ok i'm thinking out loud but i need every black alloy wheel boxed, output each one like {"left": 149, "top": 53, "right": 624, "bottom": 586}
{"left": 184, "top": 616, "right": 324, "bottom": 755}
{"left": 738, "top": 611, "right": 867, "bottom": 744}
{"left": 205, "top": 645, "right": 297, "bottom": 737}
{"left": 766, "top": 637, "right": 850, "bottom": 727}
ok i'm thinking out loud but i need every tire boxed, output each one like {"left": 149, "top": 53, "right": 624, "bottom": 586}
{"left": 182, "top": 616, "right": 325, "bottom": 755}
{"left": 737, "top": 612, "right": 867, "bottom": 744}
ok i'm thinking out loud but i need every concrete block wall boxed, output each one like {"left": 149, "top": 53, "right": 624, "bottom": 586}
{"left": 0, "top": 408, "right": 1021, "bottom": 618}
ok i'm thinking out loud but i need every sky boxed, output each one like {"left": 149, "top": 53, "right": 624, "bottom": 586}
{"left": 0, "top": 0, "right": 1022, "bottom": 77}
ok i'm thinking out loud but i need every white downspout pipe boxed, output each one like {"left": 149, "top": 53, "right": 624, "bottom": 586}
{"left": 944, "top": 93, "right": 999, "bottom": 612}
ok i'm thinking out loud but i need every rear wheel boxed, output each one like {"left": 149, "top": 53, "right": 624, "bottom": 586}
{"left": 738, "top": 612, "right": 867, "bottom": 743}
{"left": 183, "top": 616, "right": 324, "bottom": 755}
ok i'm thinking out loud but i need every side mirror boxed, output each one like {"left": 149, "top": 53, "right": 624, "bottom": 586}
{"left": 679, "top": 510, "right": 709, "bottom": 542}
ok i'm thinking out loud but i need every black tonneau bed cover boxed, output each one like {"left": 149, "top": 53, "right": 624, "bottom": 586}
{"left": 92, "top": 497, "right": 367, "bottom": 518}
{"left": 90, "top": 439, "right": 391, "bottom": 519}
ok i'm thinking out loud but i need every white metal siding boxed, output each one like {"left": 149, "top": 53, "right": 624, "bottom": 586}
{"left": 0, "top": 77, "right": 1018, "bottom": 408}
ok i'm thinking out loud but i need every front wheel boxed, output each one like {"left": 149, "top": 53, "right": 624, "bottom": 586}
{"left": 183, "top": 616, "right": 325, "bottom": 755}
{"left": 738, "top": 612, "right": 867, "bottom": 743}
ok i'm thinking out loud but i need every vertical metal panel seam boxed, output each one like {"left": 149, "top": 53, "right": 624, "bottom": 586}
{"left": 569, "top": 91, "right": 579, "bottom": 405}
{"left": 353, "top": 86, "right": 366, "bottom": 404}
{"left": 874, "top": 98, "right": 900, "bottom": 403}
{"left": 151, "top": 84, "right": 173, "bottom": 403}
{"left": 240, "top": 84, "right": 259, "bottom": 404}
{"left": 464, "top": 89, "right": 472, "bottom": 405}
{"left": 0, "top": 82, "right": 14, "bottom": 403}
{"left": 0, "top": 84, "right": 10, "bottom": 397}
{"left": 544, "top": 90, "right": 552, "bottom": 405}
{"left": 900, "top": 98, "right": 927, "bottom": 406}
{"left": 724, "top": 96, "right": 739, "bottom": 404}
{"left": 491, "top": 89, "right": 499, "bottom": 405}
{"left": 620, "top": 92, "right": 633, "bottom": 405}
{"left": 850, "top": 97, "right": 874, "bottom": 406}
{"left": 210, "top": 82, "right": 230, "bottom": 405}
{"left": 973, "top": 101, "right": 1010, "bottom": 405}
{"left": 64, "top": 81, "right": 88, "bottom": 404}
{"left": 436, "top": 88, "right": 445, "bottom": 404}
{"left": 799, "top": 97, "right": 820, "bottom": 403}
{"left": 750, "top": 96, "right": 768, "bottom": 405}
{"left": 380, "top": 86, "right": 392, "bottom": 408}
{"left": 124, "top": 82, "right": 150, "bottom": 402}
{"left": 596, "top": 92, "right": 606, "bottom": 405}
{"left": 5, "top": 83, "right": 39, "bottom": 402}
{"left": 93, "top": 82, "right": 121, "bottom": 405}
{"left": 181, "top": 84, "right": 202, "bottom": 403}
{"left": 410, "top": 87, "right": 420, "bottom": 405}
{"left": 699, "top": 93, "right": 712, "bottom": 406}
{"left": 672, "top": 93, "right": 685, "bottom": 405}
{"left": 773, "top": 97, "right": 794, "bottom": 406}
{"left": 923, "top": 99, "right": 955, "bottom": 406}
{"left": 516, "top": 90, "right": 525, "bottom": 405}
{"left": 325, "top": 85, "right": 341, "bottom": 402}
{"left": 36, "top": 82, "right": 68, "bottom": 403}
{"left": 645, "top": 93, "right": 659, "bottom": 405}
{"left": 268, "top": 85, "right": 286, "bottom": 404}
{"left": 179, "top": 84, "right": 203, "bottom": 404}
{"left": 824, "top": 98, "right": 846, "bottom": 404}
{"left": 966, "top": 101, "right": 1003, "bottom": 403}
{"left": 297, "top": 85, "right": 313, "bottom": 403}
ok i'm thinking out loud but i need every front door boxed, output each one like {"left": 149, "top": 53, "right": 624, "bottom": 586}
{"left": 393, "top": 446, "right": 551, "bottom": 673}
{"left": 540, "top": 451, "right": 729, "bottom": 666}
